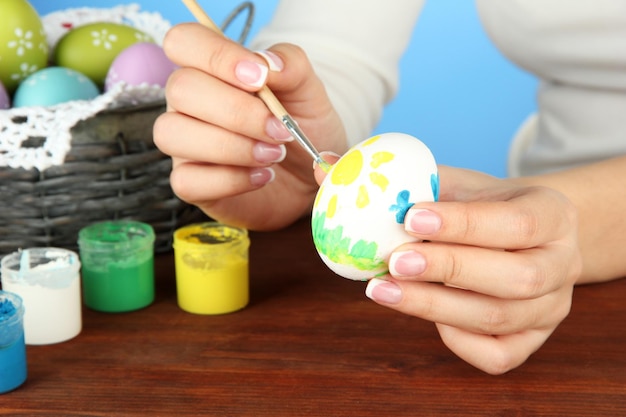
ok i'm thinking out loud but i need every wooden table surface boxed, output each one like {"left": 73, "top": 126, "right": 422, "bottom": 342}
{"left": 3, "top": 217, "right": 626, "bottom": 416}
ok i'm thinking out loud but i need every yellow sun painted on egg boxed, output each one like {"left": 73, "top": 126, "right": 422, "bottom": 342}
{"left": 371, "top": 151, "right": 394, "bottom": 168}
{"left": 331, "top": 149, "right": 363, "bottom": 186}
{"left": 323, "top": 135, "right": 397, "bottom": 217}
{"left": 362, "top": 136, "right": 381, "bottom": 147}
{"left": 369, "top": 172, "right": 389, "bottom": 191}
{"left": 327, "top": 194, "right": 338, "bottom": 218}
{"left": 356, "top": 185, "right": 369, "bottom": 208}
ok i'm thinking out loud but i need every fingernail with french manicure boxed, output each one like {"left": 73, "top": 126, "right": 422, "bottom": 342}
{"left": 250, "top": 167, "right": 275, "bottom": 186}
{"left": 265, "top": 116, "right": 293, "bottom": 142}
{"left": 314, "top": 151, "right": 340, "bottom": 170}
{"left": 255, "top": 50, "right": 284, "bottom": 72}
{"left": 365, "top": 278, "right": 403, "bottom": 304}
{"left": 389, "top": 250, "right": 426, "bottom": 277}
{"left": 235, "top": 60, "right": 268, "bottom": 88}
{"left": 253, "top": 142, "right": 286, "bottom": 164}
{"left": 405, "top": 208, "right": 441, "bottom": 235}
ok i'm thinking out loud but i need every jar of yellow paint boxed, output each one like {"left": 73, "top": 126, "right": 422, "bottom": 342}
{"left": 173, "top": 222, "right": 249, "bottom": 315}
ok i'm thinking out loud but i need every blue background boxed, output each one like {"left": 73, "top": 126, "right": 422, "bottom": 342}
{"left": 31, "top": 0, "right": 537, "bottom": 177}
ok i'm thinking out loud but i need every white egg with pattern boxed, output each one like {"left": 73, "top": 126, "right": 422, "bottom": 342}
{"left": 312, "top": 133, "right": 439, "bottom": 281}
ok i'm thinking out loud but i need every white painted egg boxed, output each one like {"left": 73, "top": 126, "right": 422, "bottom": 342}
{"left": 311, "top": 132, "right": 439, "bottom": 281}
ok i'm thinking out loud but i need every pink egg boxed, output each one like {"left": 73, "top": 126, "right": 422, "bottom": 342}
{"left": 0, "top": 80, "right": 10, "bottom": 109}
{"left": 104, "top": 42, "right": 177, "bottom": 91}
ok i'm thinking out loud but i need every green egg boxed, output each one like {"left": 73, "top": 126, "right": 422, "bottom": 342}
{"left": 0, "top": 0, "right": 48, "bottom": 94}
{"left": 53, "top": 22, "right": 154, "bottom": 87}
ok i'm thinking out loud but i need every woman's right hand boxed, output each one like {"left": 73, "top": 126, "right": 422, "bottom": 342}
{"left": 154, "top": 23, "right": 348, "bottom": 230}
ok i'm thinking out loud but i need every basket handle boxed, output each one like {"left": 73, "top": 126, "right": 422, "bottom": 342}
{"left": 220, "top": 1, "right": 255, "bottom": 44}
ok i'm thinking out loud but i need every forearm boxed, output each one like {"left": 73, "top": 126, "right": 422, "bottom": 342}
{"left": 513, "top": 155, "right": 626, "bottom": 284}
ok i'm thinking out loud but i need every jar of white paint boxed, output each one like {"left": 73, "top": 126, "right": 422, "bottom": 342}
{"left": 1, "top": 248, "right": 81, "bottom": 345}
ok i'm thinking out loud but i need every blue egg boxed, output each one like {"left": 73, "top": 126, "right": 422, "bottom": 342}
{"left": 13, "top": 66, "right": 100, "bottom": 107}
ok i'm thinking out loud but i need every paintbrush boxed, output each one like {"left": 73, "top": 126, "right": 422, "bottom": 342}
{"left": 181, "top": 0, "right": 331, "bottom": 172}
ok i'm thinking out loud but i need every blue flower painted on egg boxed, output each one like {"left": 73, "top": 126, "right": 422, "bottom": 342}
{"left": 389, "top": 190, "right": 414, "bottom": 224}
{"left": 431, "top": 172, "right": 440, "bottom": 202}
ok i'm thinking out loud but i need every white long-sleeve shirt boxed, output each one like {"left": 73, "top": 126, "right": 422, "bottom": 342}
{"left": 251, "top": 0, "right": 626, "bottom": 176}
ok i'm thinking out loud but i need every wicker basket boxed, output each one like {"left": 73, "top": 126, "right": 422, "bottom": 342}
{"left": 0, "top": 2, "right": 254, "bottom": 255}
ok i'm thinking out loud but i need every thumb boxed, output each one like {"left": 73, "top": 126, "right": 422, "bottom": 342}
{"left": 436, "top": 165, "right": 504, "bottom": 202}
{"left": 313, "top": 151, "right": 342, "bottom": 185}
{"left": 263, "top": 43, "right": 349, "bottom": 159}
{"left": 263, "top": 43, "right": 335, "bottom": 119}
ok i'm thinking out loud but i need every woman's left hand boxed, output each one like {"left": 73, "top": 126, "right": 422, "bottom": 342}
{"left": 350, "top": 165, "right": 582, "bottom": 374}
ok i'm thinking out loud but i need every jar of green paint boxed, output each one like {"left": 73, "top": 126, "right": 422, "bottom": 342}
{"left": 78, "top": 221, "right": 155, "bottom": 313}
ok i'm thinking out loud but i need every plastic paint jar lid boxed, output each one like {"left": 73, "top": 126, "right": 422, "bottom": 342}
{"left": 173, "top": 222, "right": 249, "bottom": 252}
{"left": 78, "top": 220, "right": 155, "bottom": 256}
{"left": 1, "top": 248, "right": 81, "bottom": 288}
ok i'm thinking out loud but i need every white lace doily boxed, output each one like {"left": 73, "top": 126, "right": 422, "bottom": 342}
{"left": 0, "top": 4, "right": 172, "bottom": 171}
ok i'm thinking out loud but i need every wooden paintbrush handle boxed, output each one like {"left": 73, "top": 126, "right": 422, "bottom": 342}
{"left": 182, "top": 0, "right": 288, "bottom": 119}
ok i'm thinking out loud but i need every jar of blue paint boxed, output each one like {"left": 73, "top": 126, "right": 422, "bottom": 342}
{"left": 0, "top": 290, "right": 27, "bottom": 394}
